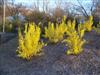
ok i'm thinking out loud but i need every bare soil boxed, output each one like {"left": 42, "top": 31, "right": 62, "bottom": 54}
{"left": 0, "top": 31, "right": 100, "bottom": 75}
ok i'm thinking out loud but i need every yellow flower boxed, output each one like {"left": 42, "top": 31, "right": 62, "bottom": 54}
{"left": 64, "top": 20, "right": 85, "bottom": 55}
{"left": 44, "top": 16, "right": 67, "bottom": 43}
{"left": 17, "top": 23, "right": 45, "bottom": 60}
{"left": 84, "top": 16, "right": 93, "bottom": 31}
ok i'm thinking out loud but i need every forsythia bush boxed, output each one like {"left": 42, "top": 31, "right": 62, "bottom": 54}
{"left": 44, "top": 16, "right": 67, "bottom": 43}
{"left": 64, "top": 20, "right": 85, "bottom": 55}
{"left": 17, "top": 23, "right": 45, "bottom": 60}
{"left": 83, "top": 16, "right": 93, "bottom": 31}
{"left": 93, "top": 23, "right": 100, "bottom": 34}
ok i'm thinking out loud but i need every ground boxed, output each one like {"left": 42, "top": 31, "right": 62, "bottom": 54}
{"left": 0, "top": 31, "right": 100, "bottom": 75}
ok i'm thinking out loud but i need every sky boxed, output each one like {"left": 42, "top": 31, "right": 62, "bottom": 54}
{"left": 11, "top": 0, "right": 92, "bottom": 7}
{"left": 8, "top": 0, "right": 92, "bottom": 13}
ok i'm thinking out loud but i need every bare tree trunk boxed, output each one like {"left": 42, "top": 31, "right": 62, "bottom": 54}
{"left": 3, "top": 0, "right": 5, "bottom": 32}
{"left": 43, "top": 0, "right": 45, "bottom": 12}
{"left": 37, "top": 0, "right": 39, "bottom": 11}
{"left": 45, "top": 0, "right": 49, "bottom": 13}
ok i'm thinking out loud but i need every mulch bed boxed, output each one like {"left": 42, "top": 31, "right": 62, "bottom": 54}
{"left": 0, "top": 31, "right": 100, "bottom": 75}
{"left": 0, "top": 32, "right": 16, "bottom": 44}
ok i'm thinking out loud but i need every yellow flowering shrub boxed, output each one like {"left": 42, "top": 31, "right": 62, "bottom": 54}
{"left": 44, "top": 16, "right": 67, "bottom": 43}
{"left": 17, "top": 23, "right": 45, "bottom": 60}
{"left": 93, "top": 22, "right": 100, "bottom": 34}
{"left": 84, "top": 16, "right": 93, "bottom": 31}
{"left": 64, "top": 20, "right": 85, "bottom": 55}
